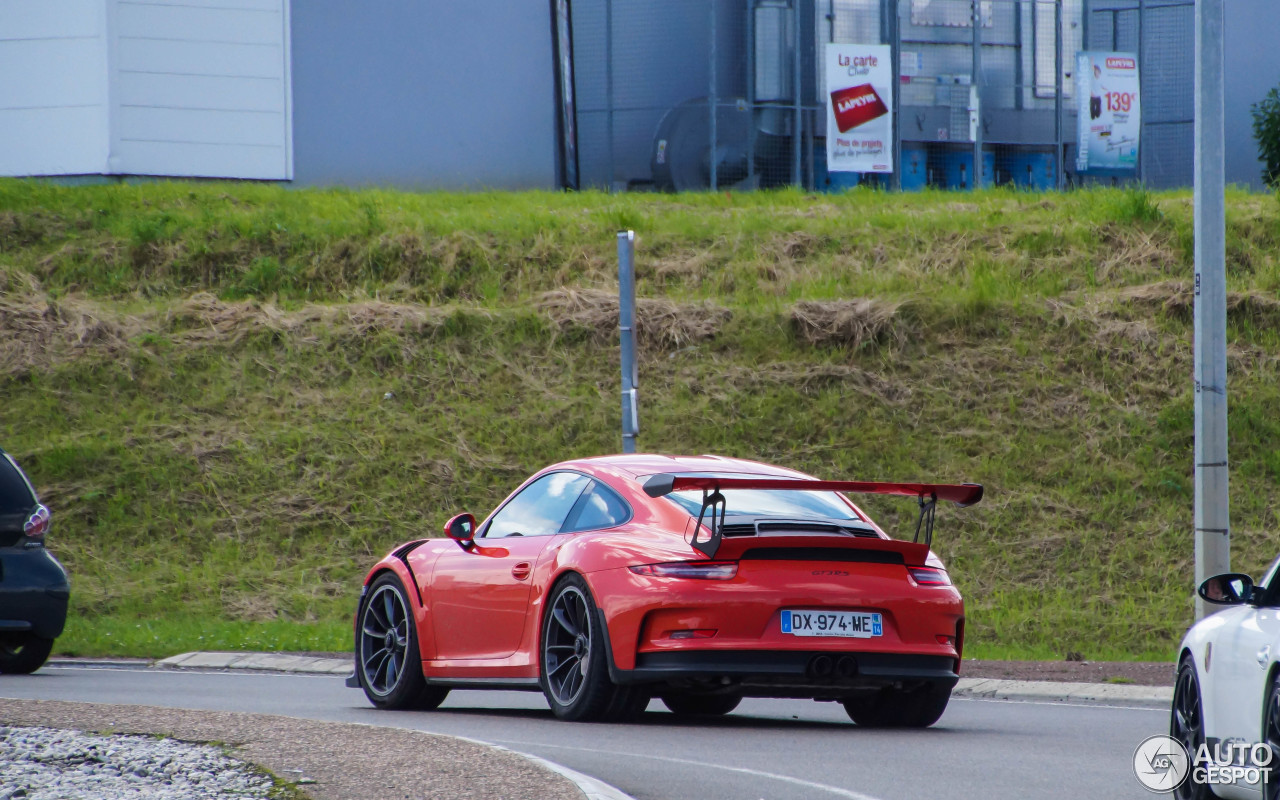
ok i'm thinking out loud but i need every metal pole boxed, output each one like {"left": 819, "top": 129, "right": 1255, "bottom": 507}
{"left": 792, "top": 0, "right": 803, "bottom": 186}
{"left": 1137, "top": 0, "right": 1145, "bottom": 184}
{"left": 747, "top": 0, "right": 757, "bottom": 185}
{"left": 618, "top": 231, "right": 638, "bottom": 454}
{"left": 605, "top": 0, "right": 615, "bottom": 191}
{"left": 1193, "top": 0, "right": 1229, "bottom": 619}
{"left": 891, "top": 0, "right": 902, "bottom": 191}
{"left": 1054, "top": 0, "right": 1063, "bottom": 190}
{"left": 710, "top": 0, "right": 719, "bottom": 191}
{"left": 971, "top": 0, "right": 983, "bottom": 189}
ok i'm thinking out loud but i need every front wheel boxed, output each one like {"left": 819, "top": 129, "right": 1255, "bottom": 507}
{"left": 540, "top": 574, "right": 628, "bottom": 722}
{"left": 356, "top": 573, "right": 448, "bottom": 711}
{"left": 843, "top": 684, "right": 950, "bottom": 728}
{"left": 1261, "top": 672, "right": 1280, "bottom": 800}
{"left": 1170, "top": 658, "right": 1213, "bottom": 800}
{"left": 0, "top": 634, "right": 54, "bottom": 674}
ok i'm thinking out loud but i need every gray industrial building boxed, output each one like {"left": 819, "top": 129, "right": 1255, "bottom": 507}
{"left": 1, "top": 0, "right": 1277, "bottom": 192}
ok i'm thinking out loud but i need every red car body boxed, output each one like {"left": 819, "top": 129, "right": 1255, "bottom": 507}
{"left": 350, "top": 454, "right": 981, "bottom": 724}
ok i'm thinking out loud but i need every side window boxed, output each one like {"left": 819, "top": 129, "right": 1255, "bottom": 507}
{"left": 564, "top": 481, "right": 631, "bottom": 533}
{"left": 485, "top": 472, "right": 590, "bottom": 538}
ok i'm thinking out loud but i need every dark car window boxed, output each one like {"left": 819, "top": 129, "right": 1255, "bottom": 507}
{"left": 0, "top": 455, "right": 36, "bottom": 513}
{"left": 665, "top": 487, "right": 860, "bottom": 521}
{"left": 564, "top": 481, "right": 631, "bottom": 533}
{"left": 485, "top": 472, "right": 591, "bottom": 538}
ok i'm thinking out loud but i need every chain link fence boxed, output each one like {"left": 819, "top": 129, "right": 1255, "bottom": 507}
{"left": 563, "top": 0, "right": 1188, "bottom": 192}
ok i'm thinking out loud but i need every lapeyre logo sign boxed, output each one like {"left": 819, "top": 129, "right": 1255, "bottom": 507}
{"left": 1106, "top": 57, "right": 1136, "bottom": 69}
{"left": 831, "top": 84, "right": 888, "bottom": 133}
{"left": 824, "top": 44, "right": 893, "bottom": 174}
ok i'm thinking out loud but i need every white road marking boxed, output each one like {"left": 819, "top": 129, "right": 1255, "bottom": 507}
{"left": 492, "top": 739, "right": 887, "bottom": 800}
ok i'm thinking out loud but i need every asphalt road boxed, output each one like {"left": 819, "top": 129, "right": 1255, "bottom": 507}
{"left": 1, "top": 665, "right": 1166, "bottom": 800}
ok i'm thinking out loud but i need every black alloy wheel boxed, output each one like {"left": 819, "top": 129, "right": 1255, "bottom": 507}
{"left": 541, "top": 574, "right": 636, "bottom": 721}
{"left": 1170, "top": 658, "right": 1212, "bottom": 800}
{"left": 1263, "top": 673, "right": 1280, "bottom": 800}
{"left": 357, "top": 574, "right": 448, "bottom": 710}
{"left": 0, "top": 633, "right": 54, "bottom": 675}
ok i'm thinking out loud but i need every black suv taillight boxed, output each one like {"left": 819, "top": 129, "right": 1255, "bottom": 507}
{"left": 24, "top": 504, "right": 50, "bottom": 538}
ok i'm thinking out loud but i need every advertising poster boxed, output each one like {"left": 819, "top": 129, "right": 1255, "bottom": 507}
{"left": 825, "top": 44, "right": 893, "bottom": 173}
{"left": 1075, "top": 52, "right": 1141, "bottom": 171}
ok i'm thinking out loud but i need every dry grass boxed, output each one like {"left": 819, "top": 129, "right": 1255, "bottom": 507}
{"left": 789, "top": 298, "right": 911, "bottom": 348}
{"left": 536, "top": 288, "right": 731, "bottom": 349}
{"left": 1118, "top": 280, "right": 1280, "bottom": 324}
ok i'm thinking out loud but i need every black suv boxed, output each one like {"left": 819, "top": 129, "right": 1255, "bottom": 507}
{"left": 0, "top": 449, "right": 69, "bottom": 673}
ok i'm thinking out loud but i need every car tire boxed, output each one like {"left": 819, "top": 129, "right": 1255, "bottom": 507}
{"left": 0, "top": 634, "right": 54, "bottom": 675}
{"left": 1171, "top": 657, "right": 1213, "bottom": 800}
{"left": 660, "top": 693, "right": 742, "bottom": 716}
{"left": 1262, "top": 672, "right": 1280, "bottom": 800}
{"left": 540, "top": 574, "right": 625, "bottom": 722}
{"left": 843, "top": 684, "right": 950, "bottom": 728}
{"left": 356, "top": 573, "right": 448, "bottom": 711}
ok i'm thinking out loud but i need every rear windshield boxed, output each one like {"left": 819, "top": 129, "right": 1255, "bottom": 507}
{"left": 666, "top": 488, "right": 860, "bottom": 521}
{"left": 0, "top": 455, "right": 37, "bottom": 513}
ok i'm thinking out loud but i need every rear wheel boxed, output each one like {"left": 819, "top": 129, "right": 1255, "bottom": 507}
{"left": 357, "top": 573, "right": 448, "bottom": 711}
{"left": 660, "top": 693, "right": 742, "bottom": 717}
{"left": 1170, "top": 658, "right": 1212, "bottom": 800}
{"left": 843, "top": 684, "right": 950, "bottom": 728}
{"left": 541, "top": 574, "right": 628, "bottom": 722}
{"left": 0, "top": 634, "right": 54, "bottom": 675}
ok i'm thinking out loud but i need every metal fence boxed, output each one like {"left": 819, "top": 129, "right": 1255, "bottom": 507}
{"left": 563, "top": 0, "right": 1189, "bottom": 192}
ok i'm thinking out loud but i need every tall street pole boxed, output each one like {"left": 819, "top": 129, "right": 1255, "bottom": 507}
{"left": 1193, "top": 0, "right": 1229, "bottom": 619}
{"left": 618, "top": 230, "right": 639, "bottom": 454}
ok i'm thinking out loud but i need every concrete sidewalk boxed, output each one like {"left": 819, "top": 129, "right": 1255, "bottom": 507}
{"left": 144, "top": 652, "right": 1174, "bottom": 708}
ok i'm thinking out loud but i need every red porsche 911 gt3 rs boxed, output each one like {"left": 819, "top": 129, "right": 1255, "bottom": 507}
{"left": 348, "top": 454, "right": 982, "bottom": 725}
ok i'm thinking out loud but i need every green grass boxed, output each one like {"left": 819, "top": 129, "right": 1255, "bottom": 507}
{"left": 4, "top": 178, "right": 1280, "bottom": 661}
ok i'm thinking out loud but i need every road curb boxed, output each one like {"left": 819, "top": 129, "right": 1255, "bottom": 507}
{"left": 953, "top": 677, "right": 1172, "bottom": 708}
{"left": 151, "top": 652, "right": 351, "bottom": 675}
{"left": 145, "top": 651, "right": 1174, "bottom": 709}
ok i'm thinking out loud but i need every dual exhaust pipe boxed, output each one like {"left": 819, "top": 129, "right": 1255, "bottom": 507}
{"left": 807, "top": 654, "right": 857, "bottom": 679}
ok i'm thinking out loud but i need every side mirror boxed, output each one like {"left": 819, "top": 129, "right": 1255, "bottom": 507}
{"left": 1198, "top": 573, "right": 1255, "bottom": 605}
{"left": 444, "top": 513, "right": 477, "bottom": 549}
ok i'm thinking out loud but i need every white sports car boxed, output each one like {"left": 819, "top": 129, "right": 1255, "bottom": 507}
{"left": 1173, "top": 560, "right": 1280, "bottom": 800}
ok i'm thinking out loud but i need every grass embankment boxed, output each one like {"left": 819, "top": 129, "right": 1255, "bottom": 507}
{"left": 2, "top": 179, "right": 1280, "bottom": 660}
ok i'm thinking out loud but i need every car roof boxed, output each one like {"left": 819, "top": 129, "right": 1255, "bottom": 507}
{"left": 551, "top": 454, "right": 815, "bottom": 483}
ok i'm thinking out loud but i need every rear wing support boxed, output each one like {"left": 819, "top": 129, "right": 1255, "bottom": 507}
{"left": 690, "top": 487, "right": 727, "bottom": 559}
{"left": 913, "top": 492, "right": 938, "bottom": 549}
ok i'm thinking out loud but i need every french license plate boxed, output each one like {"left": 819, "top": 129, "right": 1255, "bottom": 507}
{"left": 781, "top": 610, "right": 882, "bottom": 638}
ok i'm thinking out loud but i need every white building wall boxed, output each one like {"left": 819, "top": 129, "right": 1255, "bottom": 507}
{"left": 0, "top": 0, "right": 290, "bottom": 180}
{"left": 110, "top": 0, "right": 292, "bottom": 179}
{"left": 0, "top": 0, "right": 110, "bottom": 176}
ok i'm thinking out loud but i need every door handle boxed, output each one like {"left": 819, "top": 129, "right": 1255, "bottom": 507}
{"left": 511, "top": 562, "right": 532, "bottom": 580}
{"left": 1259, "top": 645, "right": 1272, "bottom": 668}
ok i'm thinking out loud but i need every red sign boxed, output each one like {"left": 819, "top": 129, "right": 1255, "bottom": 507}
{"left": 1105, "top": 57, "right": 1136, "bottom": 69}
{"left": 830, "top": 84, "right": 888, "bottom": 133}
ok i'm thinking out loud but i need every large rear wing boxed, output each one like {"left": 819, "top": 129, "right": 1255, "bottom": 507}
{"left": 641, "top": 473, "right": 983, "bottom": 559}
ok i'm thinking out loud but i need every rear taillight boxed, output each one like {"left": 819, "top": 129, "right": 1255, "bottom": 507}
{"left": 908, "top": 566, "right": 950, "bottom": 586}
{"left": 629, "top": 561, "right": 738, "bottom": 580}
{"left": 24, "top": 504, "right": 49, "bottom": 538}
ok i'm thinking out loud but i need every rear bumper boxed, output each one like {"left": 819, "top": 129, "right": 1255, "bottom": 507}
{"left": 608, "top": 649, "right": 958, "bottom": 698}
{"left": 0, "top": 548, "right": 70, "bottom": 640}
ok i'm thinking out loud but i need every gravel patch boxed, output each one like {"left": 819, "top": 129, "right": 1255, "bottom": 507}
{"left": 0, "top": 725, "right": 276, "bottom": 800}
{"left": 0, "top": 699, "right": 584, "bottom": 800}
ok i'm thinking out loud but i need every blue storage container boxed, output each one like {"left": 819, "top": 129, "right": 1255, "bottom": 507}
{"left": 1008, "top": 150, "right": 1057, "bottom": 190}
{"left": 942, "top": 149, "right": 994, "bottom": 190}
{"left": 901, "top": 144, "right": 928, "bottom": 191}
